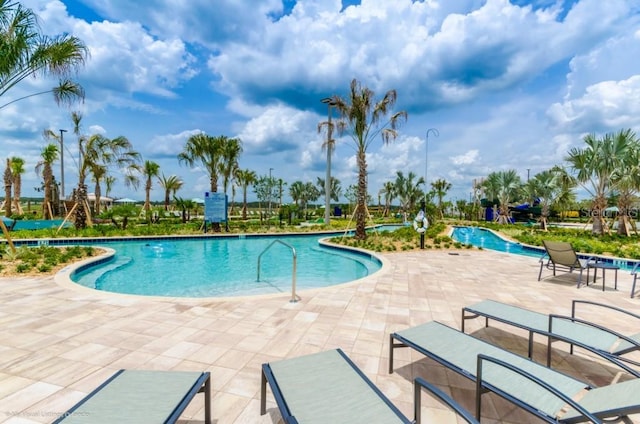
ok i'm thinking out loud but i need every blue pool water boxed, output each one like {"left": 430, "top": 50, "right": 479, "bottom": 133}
{"left": 72, "top": 233, "right": 381, "bottom": 297}
{"left": 451, "top": 226, "right": 543, "bottom": 258}
{"left": 451, "top": 226, "right": 638, "bottom": 270}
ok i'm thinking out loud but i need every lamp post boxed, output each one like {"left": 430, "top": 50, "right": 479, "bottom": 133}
{"left": 59, "top": 129, "right": 67, "bottom": 201}
{"left": 321, "top": 97, "right": 337, "bottom": 226}
{"left": 424, "top": 128, "right": 439, "bottom": 204}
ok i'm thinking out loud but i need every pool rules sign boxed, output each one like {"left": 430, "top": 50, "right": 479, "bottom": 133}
{"left": 204, "top": 192, "right": 227, "bottom": 224}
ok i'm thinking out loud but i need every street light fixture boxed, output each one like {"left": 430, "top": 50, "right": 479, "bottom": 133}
{"left": 59, "top": 129, "right": 67, "bottom": 201}
{"left": 424, "top": 128, "right": 439, "bottom": 204}
{"left": 321, "top": 97, "right": 337, "bottom": 225}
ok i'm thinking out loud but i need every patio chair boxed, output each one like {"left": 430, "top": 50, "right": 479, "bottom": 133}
{"left": 53, "top": 369, "right": 211, "bottom": 423}
{"left": 389, "top": 321, "right": 640, "bottom": 423}
{"left": 462, "top": 299, "right": 640, "bottom": 371}
{"left": 538, "top": 240, "right": 593, "bottom": 287}
{"left": 260, "top": 348, "right": 478, "bottom": 424}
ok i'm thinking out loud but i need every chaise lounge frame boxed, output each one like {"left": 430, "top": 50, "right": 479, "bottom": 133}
{"left": 389, "top": 320, "right": 640, "bottom": 423}
{"left": 260, "top": 348, "right": 478, "bottom": 424}
{"left": 53, "top": 369, "right": 211, "bottom": 424}
{"left": 461, "top": 299, "right": 640, "bottom": 371}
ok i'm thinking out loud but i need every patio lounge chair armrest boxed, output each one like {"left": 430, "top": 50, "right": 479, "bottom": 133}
{"left": 547, "top": 315, "right": 640, "bottom": 377}
{"left": 475, "top": 354, "right": 601, "bottom": 423}
{"left": 414, "top": 377, "right": 478, "bottom": 424}
{"left": 571, "top": 300, "right": 640, "bottom": 321}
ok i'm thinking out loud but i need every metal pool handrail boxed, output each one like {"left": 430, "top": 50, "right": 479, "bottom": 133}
{"left": 257, "top": 239, "right": 299, "bottom": 303}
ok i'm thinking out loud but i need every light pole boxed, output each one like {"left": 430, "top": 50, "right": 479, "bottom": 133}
{"left": 59, "top": 129, "right": 67, "bottom": 201}
{"left": 321, "top": 97, "right": 337, "bottom": 225}
{"left": 424, "top": 128, "right": 439, "bottom": 204}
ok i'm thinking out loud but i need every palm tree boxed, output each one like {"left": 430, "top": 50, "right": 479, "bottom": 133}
{"left": 141, "top": 160, "right": 160, "bottom": 214}
{"left": 76, "top": 134, "right": 141, "bottom": 228}
{"left": 0, "top": 0, "right": 88, "bottom": 109}
{"left": 158, "top": 174, "right": 183, "bottom": 211}
{"left": 330, "top": 79, "right": 408, "bottom": 239}
{"left": 527, "top": 169, "right": 562, "bottom": 230}
{"left": 90, "top": 165, "right": 107, "bottom": 214}
{"left": 219, "top": 137, "right": 242, "bottom": 198}
{"left": 35, "top": 143, "right": 59, "bottom": 219}
{"left": 381, "top": 181, "right": 396, "bottom": 217}
{"left": 3, "top": 158, "right": 13, "bottom": 216}
{"left": 609, "top": 129, "right": 640, "bottom": 236}
{"left": 394, "top": 171, "right": 424, "bottom": 215}
{"left": 484, "top": 170, "right": 522, "bottom": 224}
{"left": 178, "top": 132, "right": 226, "bottom": 230}
{"left": 234, "top": 169, "right": 256, "bottom": 219}
{"left": 566, "top": 131, "right": 631, "bottom": 235}
{"left": 431, "top": 178, "right": 451, "bottom": 219}
{"left": 9, "top": 156, "right": 24, "bottom": 214}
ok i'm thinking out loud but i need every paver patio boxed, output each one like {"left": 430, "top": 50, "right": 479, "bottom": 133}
{"left": 0, "top": 248, "right": 639, "bottom": 423}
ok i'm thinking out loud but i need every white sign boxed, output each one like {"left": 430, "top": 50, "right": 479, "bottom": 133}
{"left": 204, "top": 192, "right": 227, "bottom": 223}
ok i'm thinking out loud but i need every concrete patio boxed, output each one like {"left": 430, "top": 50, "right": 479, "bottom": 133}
{"left": 1, "top": 248, "right": 639, "bottom": 423}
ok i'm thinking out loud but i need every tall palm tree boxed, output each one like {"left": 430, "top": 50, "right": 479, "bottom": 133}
{"left": 158, "top": 174, "right": 183, "bottom": 211}
{"left": 3, "top": 158, "right": 12, "bottom": 216}
{"left": 566, "top": 131, "right": 631, "bottom": 235}
{"left": 381, "top": 181, "right": 396, "bottom": 217}
{"left": 316, "top": 177, "right": 342, "bottom": 203}
{"left": 431, "top": 178, "right": 451, "bottom": 219}
{"left": 235, "top": 169, "right": 256, "bottom": 219}
{"left": 0, "top": 0, "right": 88, "bottom": 108}
{"left": 9, "top": 156, "right": 24, "bottom": 214}
{"left": 330, "top": 79, "right": 408, "bottom": 239}
{"left": 35, "top": 143, "right": 59, "bottom": 219}
{"left": 219, "top": 137, "right": 242, "bottom": 198}
{"left": 141, "top": 160, "right": 160, "bottom": 214}
{"left": 178, "top": 133, "right": 226, "bottom": 231}
{"left": 75, "top": 134, "right": 141, "bottom": 228}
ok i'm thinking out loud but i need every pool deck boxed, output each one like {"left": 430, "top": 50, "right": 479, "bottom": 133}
{"left": 1, "top": 248, "right": 639, "bottom": 423}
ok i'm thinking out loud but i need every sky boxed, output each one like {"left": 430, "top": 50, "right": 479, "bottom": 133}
{"left": 2, "top": 0, "right": 640, "bottom": 205}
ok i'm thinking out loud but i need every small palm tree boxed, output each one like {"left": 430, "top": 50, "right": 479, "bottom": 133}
{"left": 9, "top": 156, "right": 25, "bottom": 214}
{"left": 3, "top": 158, "right": 13, "bottom": 217}
{"left": 158, "top": 174, "right": 183, "bottom": 211}
{"left": 35, "top": 143, "right": 59, "bottom": 219}
{"left": 484, "top": 170, "right": 522, "bottom": 224}
{"left": 330, "top": 79, "right": 408, "bottom": 239}
{"left": 381, "top": 181, "right": 396, "bottom": 217}
{"left": 431, "top": 178, "right": 452, "bottom": 219}
{"left": 235, "top": 169, "right": 256, "bottom": 219}
{"left": 394, "top": 171, "right": 424, "bottom": 215}
{"left": 142, "top": 160, "right": 160, "bottom": 214}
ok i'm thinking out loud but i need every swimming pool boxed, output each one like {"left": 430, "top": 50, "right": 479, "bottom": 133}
{"left": 451, "top": 226, "right": 638, "bottom": 270}
{"left": 71, "top": 233, "right": 382, "bottom": 297}
{"left": 451, "top": 226, "right": 543, "bottom": 258}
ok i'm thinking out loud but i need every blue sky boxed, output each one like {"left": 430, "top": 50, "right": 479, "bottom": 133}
{"left": 3, "top": 0, "right": 640, "bottom": 204}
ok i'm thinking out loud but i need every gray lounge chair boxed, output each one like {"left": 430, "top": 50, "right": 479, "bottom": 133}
{"left": 390, "top": 321, "right": 640, "bottom": 423}
{"left": 53, "top": 370, "right": 211, "bottom": 423}
{"left": 462, "top": 299, "right": 640, "bottom": 371}
{"left": 538, "top": 240, "right": 593, "bottom": 286}
{"left": 260, "top": 348, "right": 478, "bottom": 424}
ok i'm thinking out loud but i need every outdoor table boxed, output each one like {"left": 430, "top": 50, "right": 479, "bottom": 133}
{"left": 588, "top": 262, "right": 619, "bottom": 292}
